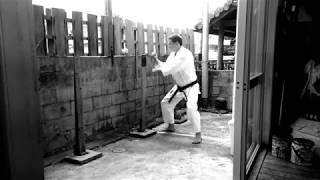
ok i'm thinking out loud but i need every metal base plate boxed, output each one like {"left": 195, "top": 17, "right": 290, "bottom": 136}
{"left": 64, "top": 150, "right": 103, "bottom": 165}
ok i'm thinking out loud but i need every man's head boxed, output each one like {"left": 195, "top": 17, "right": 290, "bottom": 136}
{"left": 168, "top": 34, "right": 183, "bottom": 53}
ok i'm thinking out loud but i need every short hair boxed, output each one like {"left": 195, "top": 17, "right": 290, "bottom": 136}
{"left": 168, "top": 33, "right": 183, "bottom": 46}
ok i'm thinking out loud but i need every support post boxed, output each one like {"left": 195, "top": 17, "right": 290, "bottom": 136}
{"left": 73, "top": 56, "right": 86, "bottom": 156}
{"left": 201, "top": 0, "right": 209, "bottom": 107}
{"left": 217, "top": 23, "right": 225, "bottom": 70}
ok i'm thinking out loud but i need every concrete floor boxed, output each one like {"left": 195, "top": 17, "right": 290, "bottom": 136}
{"left": 45, "top": 112, "right": 233, "bottom": 180}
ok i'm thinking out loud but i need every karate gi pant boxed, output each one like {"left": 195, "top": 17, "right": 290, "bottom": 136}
{"left": 161, "top": 84, "right": 201, "bottom": 133}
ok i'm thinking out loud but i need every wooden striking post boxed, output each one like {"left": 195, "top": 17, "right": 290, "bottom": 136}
{"left": 140, "top": 54, "right": 147, "bottom": 132}
{"left": 201, "top": 0, "right": 209, "bottom": 107}
{"left": 65, "top": 56, "right": 102, "bottom": 164}
{"left": 73, "top": 56, "right": 86, "bottom": 156}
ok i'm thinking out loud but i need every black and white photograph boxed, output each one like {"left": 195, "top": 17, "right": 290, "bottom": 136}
{"left": 0, "top": 0, "right": 319, "bottom": 179}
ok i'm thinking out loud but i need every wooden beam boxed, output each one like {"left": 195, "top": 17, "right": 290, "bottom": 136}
{"left": 201, "top": 0, "right": 209, "bottom": 104}
{"left": 73, "top": 57, "right": 86, "bottom": 155}
{"left": 209, "top": 5, "right": 237, "bottom": 26}
{"left": 137, "top": 23, "right": 145, "bottom": 55}
{"left": 87, "top": 14, "right": 98, "bottom": 56}
{"left": 33, "top": 5, "right": 46, "bottom": 56}
{"left": 113, "top": 16, "right": 122, "bottom": 55}
{"left": 72, "top": 11, "right": 84, "bottom": 56}
{"left": 217, "top": 23, "right": 224, "bottom": 70}
{"left": 125, "top": 19, "right": 135, "bottom": 56}
{"left": 52, "top": 8, "right": 67, "bottom": 56}
{"left": 222, "top": 19, "right": 237, "bottom": 27}
{"left": 46, "top": 8, "right": 55, "bottom": 56}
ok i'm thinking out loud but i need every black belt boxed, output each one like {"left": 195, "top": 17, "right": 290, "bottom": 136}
{"left": 168, "top": 80, "right": 198, "bottom": 103}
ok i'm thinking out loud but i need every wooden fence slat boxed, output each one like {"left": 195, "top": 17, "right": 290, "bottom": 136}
{"left": 147, "top": 24, "right": 153, "bottom": 54}
{"left": 101, "top": 15, "right": 113, "bottom": 56}
{"left": 72, "top": 11, "right": 84, "bottom": 56}
{"left": 107, "top": 15, "right": 114, "bottom": 56}
{"left": 33, "top": 5, "right": 46, "bottom": 56}
{"left": 181, "top": 29, "right": 187, "bottom": 48}
{"left": 186, "top": 28, "right": 191, "bottom": 50}
{"left": 166, "top": 28, "right": 172, "bottom": 52}
{"left": 52, "top": 8, "right": 67, "bottom": 56}
{"left": 137, "top": 23, "right": 144, "bottom": 55}
{"left": 159, "top": 26, "right": 165, "bottom": 56}
{"left": 113, "top": 16, "right": 122, "bottom": 55}
{"left": 87, "top": 14, "right": 98, "bottom": 56}
{"left": 154, "top": 26, "right": 160, "bottom": 56}
{"left": 189, "top": 29, "right": 195, "bottom": 54}
{"left": 101, "top": 16, "right": 109, "bottom": 56}
{"left": 125, "top": 19, "right": 135, "bottom": 56}
{"left": 46, "top": 8, "right": 55, "bottom": 56}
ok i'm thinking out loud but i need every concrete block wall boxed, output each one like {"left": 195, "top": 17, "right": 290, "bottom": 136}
{"left": 197, "top": 70, "right": 234, "bottom": 110}
{"left": 38, "top": 56, "right": 174, "bottom": 156}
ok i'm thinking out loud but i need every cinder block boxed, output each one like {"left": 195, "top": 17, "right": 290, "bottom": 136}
{"left": 111, "top": 92, "right": 128, "bottom": 105}
{"left": 111, "top": 115, "right": 127, "bottom": 129}
{"left": 146, "top": 96, "right": 159, "bottom": 107}
{"left": 120, "top": 79, "right": 135, "bottom": 91}
{"left": 146, "top": 87, "right": 154, "bottom": 97}
{"left": 128, "top": 90, "right": 136, "bottom": 101}
{"left": 109, "top": 105, "right": 121, "bottom": 118}
{"left": 56, "top": 87, "right": 74, "bottom": 102}
{"left": 120, "top": 101, "right": 136, "bottom": 114}
{"left": 60, "top": 115, "right": 75, "bottom": 130}
{"left": 43, "top": 102, "right": 72, "bottom": 120}
{"left": 39, "top": 87, "right": 57, "bottom": 105}
{"left": 82, "top": 98, "right": 93, "bottom": 113}
{"left": 135, "top": 100, "right": 142, "bottom": 111}
{"left": 93, "top": 95, "right": 112, "bottom": 109}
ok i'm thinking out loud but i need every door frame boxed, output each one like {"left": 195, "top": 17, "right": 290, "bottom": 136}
{"left": 233, "top": 0, "right": 279, "bottom": 179}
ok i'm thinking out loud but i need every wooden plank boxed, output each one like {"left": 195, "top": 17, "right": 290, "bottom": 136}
{"left": 140, "top": 55, "right": 147, "bottom": 131}
{"left": 189, "top": 29, "right": 195, "bottom": 54}
{"left": 101, "top": 16, "right": 109, "bottom": 56}
{"left": 101, "top": 15, "right": 113, "bottom": 56}
{"left": 159, "top": 26, "right": 165, "bottom": 56}
{"left": 87, "top": 14, "right": 98, "bottom": 56}
{"left": 73, "top": 57, "right": 86, "bottom": 155}
{"left": 125, "top": 19, "right": 135, "bottom": 56}
{"left": 154, "top": 26, "right": 159, "bottom": 56}
{"left": 72, "top": 11, "right": 84, "bottom": 56}
{"left": 33, "top": 5, "right": 46, "bottom": 56}
{"left": 107, "top": 15, "right": 114, "bottom": 56}
{"left": 113, "top": 16, "right": 122, "bottom": 55}
{"left": 52, "top": 8, "right": 67, "bottom": 56}
{"left": 217, "top": 24, "right": 224, "bottom": 70}
{"left": 147, "top": 24, "right": 153, "bottom": 54}
{"left": 181, "top": 29, "right": 187, "bottom": 48}
{"left": 136, "top": 23, "right": 144, "bottom": 55}
{"left": 46, "top": 8, "right": 55, "bottom": 56}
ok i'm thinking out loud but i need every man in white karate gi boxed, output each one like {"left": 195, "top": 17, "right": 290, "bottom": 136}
{"left": 152, "top": 33, "right": 202, "bottom": 144}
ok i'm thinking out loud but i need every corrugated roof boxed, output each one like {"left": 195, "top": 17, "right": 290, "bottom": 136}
{"left": 194, "top": 0, "right": 237, "bottom": 36}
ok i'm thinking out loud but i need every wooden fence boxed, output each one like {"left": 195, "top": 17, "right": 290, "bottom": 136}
{"left": 33, "top": 5, "right": 195, "bottom": 57}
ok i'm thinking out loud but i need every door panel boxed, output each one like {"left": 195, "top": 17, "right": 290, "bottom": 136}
{"left": 233, "top": 0, "right": 276, "bottom": 179}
